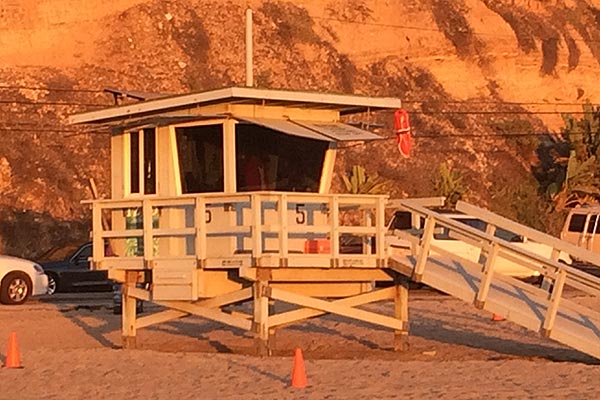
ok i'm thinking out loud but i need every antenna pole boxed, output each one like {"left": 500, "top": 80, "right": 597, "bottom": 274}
{"left": 245, "top": 8, "right": 254, "bottom": 87}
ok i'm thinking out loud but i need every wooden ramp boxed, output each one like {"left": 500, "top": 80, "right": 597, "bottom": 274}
{"left": 389, "top": 199, "right": 600, "bottom": 360}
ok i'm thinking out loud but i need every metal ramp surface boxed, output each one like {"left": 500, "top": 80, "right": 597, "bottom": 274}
{"left": 388, "top": 199, "right": 600, "bottom": 360}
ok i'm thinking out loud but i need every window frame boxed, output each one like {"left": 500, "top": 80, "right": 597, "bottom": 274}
{"left": 124, "top": 128, "right": 158, "bottom": 197}
{"left": 171, "top": 119, "right": 228, "bottom": 195}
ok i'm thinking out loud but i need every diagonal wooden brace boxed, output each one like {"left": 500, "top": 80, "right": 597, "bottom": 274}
{"left": 268, "top": 287, "right": 402, "bottom": 330}
{"left": 268, "top": 287, "right": 396, "bottom": 328}
{"left": 133, "top": 287, "right": 253, "bottom": 330}
{"left": 154, "top": 300, "right": 253, "bottom": 331}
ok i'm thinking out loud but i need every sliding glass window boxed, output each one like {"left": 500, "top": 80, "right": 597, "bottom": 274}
{"left": 176, "top": 125, "right": 224, "bottom": 193}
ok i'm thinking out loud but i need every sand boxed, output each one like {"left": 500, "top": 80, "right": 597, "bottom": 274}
{"left": 0, "top": 291, "right": 599, "bottom": 399}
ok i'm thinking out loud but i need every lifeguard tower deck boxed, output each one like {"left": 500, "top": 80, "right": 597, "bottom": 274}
{"left": 70, "top": 87, "right": 409, "bottom": 353}
{"left": 70, "top": 87, "right": 600, "bottom": 360}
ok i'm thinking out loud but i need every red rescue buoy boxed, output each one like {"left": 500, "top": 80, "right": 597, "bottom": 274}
{"left": 394, "top": 109, "right": 412, "bottom": 158}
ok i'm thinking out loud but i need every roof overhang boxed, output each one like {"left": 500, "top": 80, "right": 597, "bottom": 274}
{"left": 69, "top": 86, "right": 402, "bottom": 125}
{"left": 236, "top": 117, "right": 383, "bottom": 142}
{"left": 96, "top": 114, "right": 228, "bottom": 132}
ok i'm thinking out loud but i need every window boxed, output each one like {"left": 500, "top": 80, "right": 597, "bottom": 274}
{"left": 457, "top": 218, "right": 487, "bottom": 232}
{"left": 434, "top": 217, "right": 522, "bottom": 242}
{"left": 130, "top": 131, "right": 140, "bottom": 194}
{"left": 71, "top": 244, "right": 92, "bottom": 266}
{"left": 588, "top": 215, "right": 598, "bottom": 234}
{"left": 495, "top": 228, "right": 523, "bottom": 243}
{"left": 235, "top": 123, "right": 328, "bottom": 192}
{"left": 568, "top": 214, "right": 587, "bottom": 233}
{"left": 127, "top": 128, "right": 156, "bottom": 195}
{"left": 176, "top": 125, "right": 224, "bottom": 193}
{"left": 143, "top": 128, "right": 156, "bottom": 194}
{"left": 389, "top": 211, "right": 413, "bottom": 230}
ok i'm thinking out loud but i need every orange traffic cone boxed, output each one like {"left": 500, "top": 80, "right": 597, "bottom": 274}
{"left": 291, "top": 347, "right": 307, "bottom": 388}
{"left": 4, "top": 332, "right": 22, "bottom": 368}
{"left": 492, "top": 313, "right": 506, "bottom": 322}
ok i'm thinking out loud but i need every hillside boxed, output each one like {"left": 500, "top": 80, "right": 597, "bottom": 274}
{"left": 2, "top": 0, "right": 600, "bottom": 258}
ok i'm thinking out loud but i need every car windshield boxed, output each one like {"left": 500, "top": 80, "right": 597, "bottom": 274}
{"left": 435, "top": 217, "right": 522, "bottom": 242}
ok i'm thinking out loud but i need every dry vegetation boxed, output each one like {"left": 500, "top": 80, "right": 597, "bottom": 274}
{"left": 3, "top": 0, "right": 600, "bottom": 257}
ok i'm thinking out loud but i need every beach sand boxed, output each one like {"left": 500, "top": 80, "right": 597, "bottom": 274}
{"left": 0, "top": 291, "right": 599, "bottom": 399}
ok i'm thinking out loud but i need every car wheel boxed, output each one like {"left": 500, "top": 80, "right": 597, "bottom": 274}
{"left": 0, "top": 272, "right": 32, "bottom": 305}
{"left": 46, "top": 273, "right": 58, "bottom": 295}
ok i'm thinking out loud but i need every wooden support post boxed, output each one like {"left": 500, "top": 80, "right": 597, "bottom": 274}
{"left": 253, "top": 280, "right": 270, "bottom": 356}
{"left": 541, "top": 269, "right": 567, "bottom": 338}
{"left": 122, "top": 271, "right": 138, "bottom": 349}
{"left": 376, "top": 197, "right": 387, "bottom": 268}
{"left": 413, "top": 216, "right": 436, "bottom": 282}
{"left": 474, "top": 242, "right": 499, "bottom": 309}
{"left": 394, "top": 276, "right": 409, "bottom": 351}
{"left": 478, "top": 224, "right": 496, "bottom": 264}
{"left": 268, "top": 327, "right": 277, "bottom": 351}
{"left": 541, "top": 248, "right": 561, "bottom": 292}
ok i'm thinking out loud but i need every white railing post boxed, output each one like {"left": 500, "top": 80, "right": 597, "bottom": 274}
{"left": 542, "top": 268, "right": 567, "bottom": 338}
{"left": 195, "top": 196, "right": 207, "bottom": 268}
{"left": 376, "top": 196, "right": 386, "bottom": 268}
{"left": 474, "top": 242, "right": 499, "bottom": 308}
{"left": 251, "top": 194, "right": 263, "bottom": 266}
{"left": 278, "top": 193, "right": 288, "bottom": 267}
{"left": 92, "top": 202, "right": 103, "bottom": 269}
{"left": 413, "top": 216, "right": 436, "bottom": 281}
{"left": 142, "top": 199, "right": 154, "bottom": 268}
{"left": 364, "top": 207, "right": 373, "bottom": 255}
{"left": 330, "top": 195, "right": 340, "bottom": 268}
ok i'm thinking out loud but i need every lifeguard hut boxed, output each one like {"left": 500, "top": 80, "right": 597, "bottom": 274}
{"left": 70, "top": 86, "right": 411, "bottom": 353}
{"left": 69, "top": 84, "right": 600, "bottom": 362}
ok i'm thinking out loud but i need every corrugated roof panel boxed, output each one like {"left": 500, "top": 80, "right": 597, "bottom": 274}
{"left": 235, "top": 117, "right": 333, "bottom": 142}
{"left": 291, "top": 121, "right": 383, "bottom": 141}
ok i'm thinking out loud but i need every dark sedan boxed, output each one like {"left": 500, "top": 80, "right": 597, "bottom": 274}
{"left": 40, "top": 242, "right": 113, "bottom": 294}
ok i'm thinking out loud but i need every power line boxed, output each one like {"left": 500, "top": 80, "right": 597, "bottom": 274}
{"left": 413, "top": 132, "right": 558, "bottom": 138}
{"left": 403, "top": 100, "right": 600, "bottom": 107}
{"left": 411, "top": 110, "right": 594, "bottom": 115}
{"left": 375, "top": 131, "right": 564, "bottom": 138}
{"left": 0, "top": 99, "right": 593, "bottom": 117}
{"left": 0, "top": 124, "right": 563, "bottom": 138}
{"left": 311, "top": 13, "right": 600, "bottom": 45}
{"left": 0, "top": 127, "right": 109, "bottom": 134}
{"left": 0, "top": 84, "right": 597, "bottom": 109}
{"left": 0, "top": 85, "right": 104, "bottom": 93}
{"left": 0, "top": 99, "right": 107, "bottom": 107}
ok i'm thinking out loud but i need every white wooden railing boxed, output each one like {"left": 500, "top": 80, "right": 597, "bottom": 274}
{"left": 88, "top": 191, "right": 389, "bottom": 270}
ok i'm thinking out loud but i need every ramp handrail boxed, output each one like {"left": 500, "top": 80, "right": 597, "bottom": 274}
{"left": 394, "top": 199, "right": 600, "bottom": 298}
{"left": 456, "top": 201, "right": 600, "bottom": 267}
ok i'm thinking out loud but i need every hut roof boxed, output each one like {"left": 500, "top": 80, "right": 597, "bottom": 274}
{"left": 70, "top": 86, "right": 402, "bottom": 125}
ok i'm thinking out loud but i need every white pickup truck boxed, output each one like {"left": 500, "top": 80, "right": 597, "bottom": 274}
{"left": 386, "top": 211, "right": 571, "bottom": 279}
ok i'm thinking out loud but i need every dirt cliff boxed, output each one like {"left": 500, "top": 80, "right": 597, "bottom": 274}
{"left": 2, "top": 0, "right": 600, "bottom": 258}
